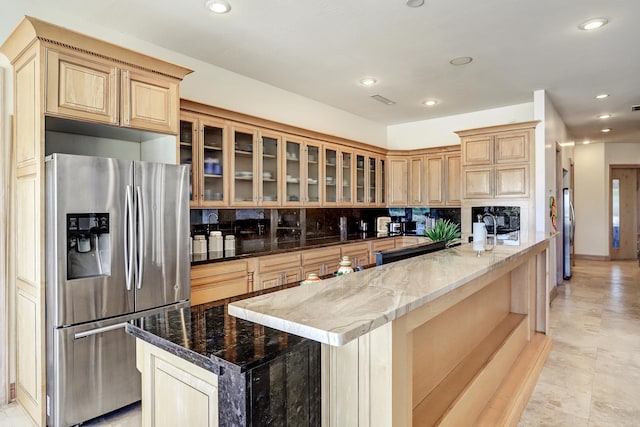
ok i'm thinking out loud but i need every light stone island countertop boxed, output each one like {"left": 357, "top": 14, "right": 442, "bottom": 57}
{"left": 228, "top": 234, "right": 551, "bottom": 347}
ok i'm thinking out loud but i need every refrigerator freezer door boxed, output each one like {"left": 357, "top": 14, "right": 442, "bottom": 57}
{"left": 47, "top": 315, "right": 141, "bottom": 427}
{"left": 133, "top": 161, "right": 190, "bottom": 311}
{"left": 46, "top": 154, "right": 134, "bottom": 327}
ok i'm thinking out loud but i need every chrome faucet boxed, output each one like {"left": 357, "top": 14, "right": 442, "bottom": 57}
{"left": 207, "top": 211, "right": 219, "bottom": 232}
{"left": 481, "top": 213, "right": 497, "bottom": 249}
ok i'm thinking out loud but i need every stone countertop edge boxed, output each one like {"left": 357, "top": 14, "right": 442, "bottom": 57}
{"left": 126, "top": 321, "right": 313, "bottom": 374}
{"left": 126, "top": 323, "right": 226, "bottom": 373}
{"left": 227, "top": 235, "right": 551, "bottom": 347}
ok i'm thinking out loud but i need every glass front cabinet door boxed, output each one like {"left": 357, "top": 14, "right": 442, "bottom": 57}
{"left": 340, "top": 150, "right": 353, "bottom": 206}
{"left": 379, "top": 158, "right": 386, "bottom": 206}
{"left": 284, "top": 136, "right": 303, "bottom": 206}
{"left": 179, "top": 117, "right": 197, "bottom": 207}
{"left": 200, "top": 118, "right": 227, "bottom": 206}
{"left": 368, "top": 155, "right": 377, "bottom": 206}
{"left": 355, "top": 153, "right": 366, "bottom": 205}
{"left": 259, "top": 131, "right": 281, "bottom": 206}
{"left": 324, "top": 146, "right": 338, "bottom": 205}
{"left": 304, "top": 140, "right": 322, "bottom": 206}
{"left": 231, "top": 123, "right": 258, "bottom": 205}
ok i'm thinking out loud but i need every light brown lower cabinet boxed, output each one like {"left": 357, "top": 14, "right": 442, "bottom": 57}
{"left": 254, "top": 252, "right": 302, "bottom": 290}
{"left": 340, "top": 242, "right": 371, "bottom": 268}
{"left": 301, "top": 246, "right": 342, "bottom": 277}
{"left": 136, "top": 339, "right": 219, "bottom": 427}
{"left": 190, "top": 260, "right": 252, "bottom": 305}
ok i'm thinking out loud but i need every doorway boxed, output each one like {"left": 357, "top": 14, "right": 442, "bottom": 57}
{"left": 610, "top": 167, "right": 639, "bottom": 260}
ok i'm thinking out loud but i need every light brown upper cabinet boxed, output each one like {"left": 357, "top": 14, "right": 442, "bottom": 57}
{"left": 339, "top": 149, "right": 354, "bottom": 206}
{"left": 409, "top": 156, "right": 425, "bottom": 206}
{"left": 179, "top": 114, "right": 228, "bottom": 208}
{"left": 283, "top": 136, "right": 324, "bottom": 206}
{"left": 229, "top": 123, "right": 282, "bottom": 206}
{"left": 355, "top": 152, "right": 383, "bottom": 206}
{"left": 45, "top": 48, "right": 180, "bottom": 134}
{"left": 425, "top": 152, "right": 461, "bottom": 207}
{"left": 457, "top": 121, "right": 538, "bottom": 200}
{"left": 387, "top": 157, "right": 408, "bottom": 206}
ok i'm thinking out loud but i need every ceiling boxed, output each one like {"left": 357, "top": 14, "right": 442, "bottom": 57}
{"left": 2, "top": 0, "right": 640, "bottom": 145}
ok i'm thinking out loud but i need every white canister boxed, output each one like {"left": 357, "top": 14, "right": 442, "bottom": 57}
{"left": 224, "top": 235, "right": 236, "bottom": 251}
{"left": 193, "top": 235, "right": 207, "bottom": 254}
{"left": 209, "top": 231, "right": 223, "bottom": 252}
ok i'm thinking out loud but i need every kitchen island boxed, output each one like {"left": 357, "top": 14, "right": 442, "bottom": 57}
{"left": 229, "top": 235, "right": 552, "bottom": 426}
{"left": 126, "top": 291, "right": 320, "bottom": 426}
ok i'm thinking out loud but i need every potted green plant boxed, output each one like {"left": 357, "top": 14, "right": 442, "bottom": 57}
{"left": 424, "top": 219, "right": 461, "bottom": 247}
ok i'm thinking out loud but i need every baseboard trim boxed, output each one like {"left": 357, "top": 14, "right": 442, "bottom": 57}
{"left": 549, "top": 286, "right": 558, "bottom": 304}
{"left": 9, "top": 382, "right": 15, "bottom": 401}
{"left": 575, "top": 254, "right": 610, "bottom": 261}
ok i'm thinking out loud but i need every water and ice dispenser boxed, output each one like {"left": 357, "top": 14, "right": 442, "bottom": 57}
{"left": 66, "top": 213, "right": 111, "bottom": 279}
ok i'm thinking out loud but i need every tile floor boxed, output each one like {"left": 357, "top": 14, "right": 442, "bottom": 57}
{"left": 519, "top": 259, "right": 640, "bottom": 426}
{"left": 1, "top": 259, "right": 639, "bottom": 426}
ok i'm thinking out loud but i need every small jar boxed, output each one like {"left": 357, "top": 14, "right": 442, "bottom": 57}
{"left": 224, "top": 235, "right": 236, "bottom": 251}
{"left": 302, "top": 273, "right": 322, "bottom": 285}
{"left": 192, "top": 235, "right": 207, "bottom": 254}
{"left": 337, "top": 256, "right": 354, "bottom": 276}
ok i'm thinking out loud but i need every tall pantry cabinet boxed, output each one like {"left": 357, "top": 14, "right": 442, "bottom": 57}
{"left": 0, "top": 17, "right": 191, "bottom": 425}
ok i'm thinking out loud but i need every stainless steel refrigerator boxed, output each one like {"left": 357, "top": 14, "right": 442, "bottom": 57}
{"left": 45, "top": 153, "right": 190, "bottom": 427}
{"left": 563, "top": 187, "right": 575, "bottom": 279}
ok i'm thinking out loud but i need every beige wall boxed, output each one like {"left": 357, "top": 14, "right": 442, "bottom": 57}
{"left": 386, "top": 102, "right": 534, "bottom": 149}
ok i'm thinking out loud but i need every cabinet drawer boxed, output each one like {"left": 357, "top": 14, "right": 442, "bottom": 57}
{"left": 301, "top": 246, "right": 341, "bottom": 267}
{"left": 371, "top": 239, "right": 396, "bottom": 253}
{"left": 258, "top": 252, "right": 301, "bottom": 271}
{"left": 191, "top": 260, "right": 249, "bottom": 284}
{"left": 341, "top": 242, "right": 371, "bottom": 267}
{"left": 191, "top": 278, "right": 248, "bottom": 305}
{"left": 190, "top": 260, "right": 250, "bottom": 304}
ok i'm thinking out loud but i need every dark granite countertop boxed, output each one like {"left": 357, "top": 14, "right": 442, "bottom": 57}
{"left": 191, "top": 232, "right": 418, "bottom": 266}
{"left": 126, "top": 283, "right": 306, "bottom": 375}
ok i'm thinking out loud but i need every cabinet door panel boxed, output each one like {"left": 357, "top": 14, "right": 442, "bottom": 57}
{"left": 425, "top": 156, "right": 444, "bottom": 206}
{"left": 123, "top": 70, "right": 177, "bottom": 133}
{"left": 285, "top": 137, "right": 303, "bottom": 206}
{"left": 463, "top": 167, "right": 493, "bottom": 199}
{"left": 495, "top": 164, "right": 528, "bottom": 197}
{"left": 445, "top": 154, "right": 461, "bottom": 206}
{"left": 388, "top": 158, "right": 408, "bottom": 206}
{"left": 462, "top": 136, "right": 492, "bottom": 165}
{"left": 495, "top": 131, "right": 529, "bottom": 164}
{"left": 409, "top": 156, "right": 424, "bottom": 206}
{"left": 305, "top": 142, "right": 322, "bottom": 205}
{"left": 46, "top": 49, "right": 118, "bottom": 124}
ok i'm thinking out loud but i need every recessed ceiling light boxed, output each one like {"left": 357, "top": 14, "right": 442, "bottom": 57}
{"left": 578, "top": 18, "right": 608, "bottom": 31}
{"left": 583, "top": 140, "right": 591, "bottom": 144}
{"left": 598, "top": 114, "right": 612, "bottom": 119}
{"left": 449, "top": 57, "right": 473, "bottom": 66}
{"left": 595, "top": 93, "right": 609, "bottom": 99}
{"left": 406, "top": 0, "right": 425, "bottom": 7}
{"left": 370, "top": 94, "right": 396, "bottom": 105}
{"left": 601, "top": 128, "right": 612, "bottom": 133}
{"left": 205, "top": 0, "right": 231, "bottom": 14}
{"left": 423, "top": 100, "right": 438, "bottom": 106}
{"left": 359, "top": 77, "right": 378, "bottom": 87}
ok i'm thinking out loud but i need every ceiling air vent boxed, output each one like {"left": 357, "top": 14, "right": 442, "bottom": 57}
{"left": 632, "top": 105, "right": 640, "bottom": 111}
{"left": 371, "top": 94, "right": 396, "bottom": 105}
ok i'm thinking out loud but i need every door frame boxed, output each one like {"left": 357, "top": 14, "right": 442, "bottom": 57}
{"left": 609, "top": 165, "right": 640, "bottom": 260}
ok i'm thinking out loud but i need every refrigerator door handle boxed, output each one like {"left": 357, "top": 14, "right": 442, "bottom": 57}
{"left": 135, "top": 186, "right": 145, "bottom": 289}
{"left": 73, "top": 322, "right": 129, "bottom": 340}
{"left": 569, "top": 200, "right": 576, "bottom": 243}
{"left": 124, "top": 185, "right": 134, "bottom": 291}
